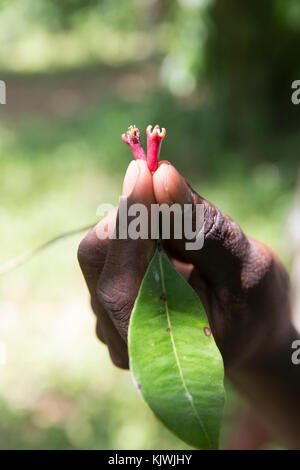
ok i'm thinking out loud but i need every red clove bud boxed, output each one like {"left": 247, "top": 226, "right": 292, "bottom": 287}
{"left": 146, "top": 125, "right": 166, "bottom": 172}
{"left": 122, "top": 125, "right": 147, "bottom": 161}
{"left": 122, "top": 124, "right": 166, "bottom": 172}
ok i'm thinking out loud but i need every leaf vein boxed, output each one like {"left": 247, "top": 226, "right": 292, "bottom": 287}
{"left": 158, "top": 251, "right": 212, "bottom": 449}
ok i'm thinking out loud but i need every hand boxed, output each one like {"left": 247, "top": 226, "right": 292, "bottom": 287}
{"left": 78, "top": 160, "right": 156, "bottom": 368}
{"left": 78, "top": 159, "right": 300, "bottom": 448}
{"left": 78, "top": 159, "right": 291, "bottom": 371}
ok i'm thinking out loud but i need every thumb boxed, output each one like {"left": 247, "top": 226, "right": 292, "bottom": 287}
{"left": 153, "top": 162, "right": 250, "bottom": 290}
{"left": 97, "top": 159, "right": 156, "bottom": 341}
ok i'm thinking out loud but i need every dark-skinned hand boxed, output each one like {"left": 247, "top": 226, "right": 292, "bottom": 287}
{"left": 78, "top": 159, "right": 300, "bottom": 449}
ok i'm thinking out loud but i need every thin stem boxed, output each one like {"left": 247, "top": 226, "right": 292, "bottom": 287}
{"left": 0, "top": 223, "right": 95, "bottom": 275}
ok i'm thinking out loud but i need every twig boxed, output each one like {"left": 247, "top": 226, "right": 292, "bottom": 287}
{"left": 0, "top": 223, "right": 95, "bottom": 276}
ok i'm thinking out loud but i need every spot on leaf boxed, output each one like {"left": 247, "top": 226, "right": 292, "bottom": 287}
{"left": 203, "top": 326, "right": 211, "bottom": 337}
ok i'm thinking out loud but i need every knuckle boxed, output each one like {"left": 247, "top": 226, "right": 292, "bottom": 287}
{"left": 205, "top": 203, "right": 245, "bottom": 251}
{"left": 223, "top": 219, "right": 245, "bottom": 252}
{"left": 242, "top": 240, "right": 275, "bottom": 290}
{"left": 204, "top": 203, "right": 224, "bottom": 241}
{"left": 97, "top": 281, "right": 133, "bottom": 330}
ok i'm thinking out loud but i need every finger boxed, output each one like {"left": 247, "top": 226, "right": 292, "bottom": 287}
{"left": 97, "top": 159, "right": 156, "bottom": 341}
{"left": 153, "top": 163, "right": 250, "bottom": 290}
{"left": 78, "top": 208, "right": 118, "bottom": 295}
{"left": 78, "top": 209, "right": 129, "bottom": 368}
{"left": 95, "top": 315, "right": 129, "bottom": 369}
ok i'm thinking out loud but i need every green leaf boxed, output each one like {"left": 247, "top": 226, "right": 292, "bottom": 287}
{"left": 128, "top": 248, "right": 225, "bottom": 450}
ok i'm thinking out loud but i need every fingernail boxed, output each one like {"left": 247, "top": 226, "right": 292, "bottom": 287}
{"left": 122, "top": 160, "right": 139, "bottom": 197}
{"left": 161, "top": 163, "right": 171, "bottom": 195}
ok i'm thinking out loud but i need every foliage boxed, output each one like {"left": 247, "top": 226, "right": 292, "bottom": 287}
{"left": 0, "top": 0, "right": 298, "bottom": 450}
{"left": 129, "top": 249, "right": 224, "bottom": 449}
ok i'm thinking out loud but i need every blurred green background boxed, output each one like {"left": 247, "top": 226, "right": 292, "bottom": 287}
{"left": 0, "top": 0, "right": 299, "bottom": 449}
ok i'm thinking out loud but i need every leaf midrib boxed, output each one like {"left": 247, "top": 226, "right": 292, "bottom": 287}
{"left": 158, "top": 250, "right": 212, "bottom": 450}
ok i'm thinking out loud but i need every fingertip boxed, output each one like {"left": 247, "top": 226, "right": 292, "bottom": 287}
{"left": 122, "top": 160, "right": 139, "bottom": 198}
{"left": 153, "top": 162, "right": 172, "bottom": 204}
{"left": 123, "top": 157, "right": 154, "bottom": 204}
{"left": 136, "top": 158, "right": 152, "bottom": 182}
{"left": 136, "top": 158, "right": 149, "bottom": 171}
{"left": 153, "top": 163, "right": 193, "bottom": 206}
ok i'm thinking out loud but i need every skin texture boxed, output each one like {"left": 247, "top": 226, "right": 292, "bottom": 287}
{"left": 78, "top": 159, "right": 300, "bottom": 449}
